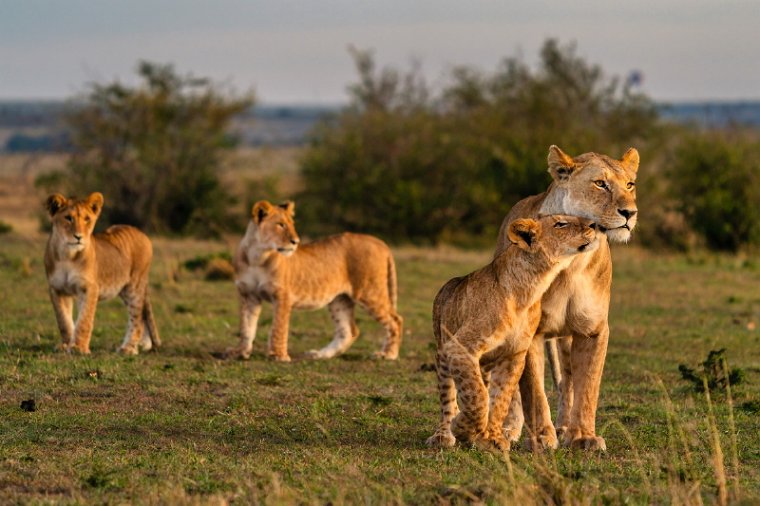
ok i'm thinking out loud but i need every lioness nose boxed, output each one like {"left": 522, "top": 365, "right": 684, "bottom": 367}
{"left": 618, "top": 208, "right": 637, "bottom": 220}
{"left": 73, "top": 233, "right": 82, "bottom": 240}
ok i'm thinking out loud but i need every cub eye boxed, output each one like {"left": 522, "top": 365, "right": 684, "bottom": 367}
{"left": 65, "top": 216, "right": 73, "bottom": 223}
{"left": 85, "top": 216, "right": 91, "bottom": 223}
{"left": 554, "top": 221, "right": 568, "bottom": 229}
{"left": 594, "top": 180, "right": 606, "bottom": 189}
{"left": 277, "top": 223, "right": 285, "bottom": 229}
{"left": 626, "top": 181, "right": 635, "bottom": 190}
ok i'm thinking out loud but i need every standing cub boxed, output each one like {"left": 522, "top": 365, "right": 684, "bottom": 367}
{"left": 427, "top": 215, "right": 597, "bottom": 451}
{"left": 44, "top": 192, "right": 160, "bottom": 355}
{"left": 226, "top": 200, "right": 403, "bottom": 362}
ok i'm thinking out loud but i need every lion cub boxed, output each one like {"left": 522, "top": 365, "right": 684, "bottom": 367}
{"left": 427, "top": 215, "right": 598, "bottom": 451}
{"left": 44, "top": 192, "right": 160, "bottom": 355}
{"left": 226, "top": 200, "right": 403, "bottom": 362}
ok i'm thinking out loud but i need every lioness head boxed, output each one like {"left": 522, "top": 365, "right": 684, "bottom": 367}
{"left": 45, "top": 192, "right": 104, "bottom": 253}
{"left": 251, "top": 200, "right": 300, "bottom": 256}
{"left": 508, "top": 215, "right": 599, "bottom": 259}
{"left": 543, "top": 145, "right": 639, "bottom": 243}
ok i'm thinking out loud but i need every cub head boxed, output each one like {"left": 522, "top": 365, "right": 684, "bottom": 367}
{"left": 508, "top": 215, "right": 599, "bottom": 259}
{"left": 46, "top": 192, "right": 104, "bottom": 253}
{"left": 251, "top": 200, "right": 300, "bottom": 256}
{"left": 545, "top": 145, "right": 639, "bottom": 243}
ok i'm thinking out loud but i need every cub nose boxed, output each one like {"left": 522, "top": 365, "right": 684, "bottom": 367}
{"left": 588, "top": 222, "right": 597, "bottom": 230}
{"left": 618, "top": 208, "right": 637, "bottom": 220}
{"left": 290, "top": 238, "right": 300, "bottom": 245}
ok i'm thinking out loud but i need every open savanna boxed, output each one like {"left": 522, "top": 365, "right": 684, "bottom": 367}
{"left": 1, "top": 152, "right": 760, "bottom": 504}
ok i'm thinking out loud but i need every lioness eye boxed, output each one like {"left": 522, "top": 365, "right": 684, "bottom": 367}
{"left": 594, "top": 180, "right": 606, "bottom": 188}
{"left": 554, "top": 222, "right": 568, "bottom": 229}
{"left": 277, "top": 223, "right": 285, "bottom": 229}
{"left": 626, "top": 181, "right": 635, "bottom": 190}
{"left": 65, "top": 216, "right": 73, "bottom": 223}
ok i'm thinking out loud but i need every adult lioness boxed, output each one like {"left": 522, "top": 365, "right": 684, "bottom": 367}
{"left": 495, "top": 145, "right": 639, "bottom": 451}
{"left": 44, "top": 192, "right": 160, "bottom": 355}
{"left": 225, "top": 200, "right": 403, "bottom": 362}
{"left": 427, "top": 215, "right": 599, "bottom": 452}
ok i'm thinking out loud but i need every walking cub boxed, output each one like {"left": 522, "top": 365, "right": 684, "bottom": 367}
{"left": 44, "top": 192, "right": 160, "bottom": 355}
{"left": 225, "top": 200, "right": 403, "bottom": 362}
{"left": 427, "top": 215, "right": 598, "bottom": 451}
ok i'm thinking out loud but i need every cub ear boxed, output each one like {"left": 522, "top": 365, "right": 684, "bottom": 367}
{"left": 620, "top": 147, "right": 640, "bottom": 173}
{"left": 507, "top": 218, "right": 541, "bottom": 252}
{"left": 547, "top": 145, "right": 576, "bottom": 182}
{"left": 278, "top": 200, "right": 295, "bottom": 217}
{"left": 252, "top": 200, "right": 274, "bottom": 224}
{"left": 45, "top": 193, "right": 68, "bottom": 217}
{"left": 86, "top": 192, "right": 104, "bottom": 215}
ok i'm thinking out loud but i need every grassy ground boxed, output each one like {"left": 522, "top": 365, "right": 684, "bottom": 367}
{"left": 1, "top": 227, "right": 759, "bottom": 505}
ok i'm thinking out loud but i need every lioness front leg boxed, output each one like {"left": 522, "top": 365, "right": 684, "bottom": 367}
{"left": 72, "top": 285, "right": 99, "bottom": 354}
{"left": 519, "top": 335, "right": 558, "bottom": 451}
{"left": 563, "top": 325, "right": 609, "bottom": 451}
{"left": 226, "top": 293, "right": 261, "bottom": 360}
{"left": 267, "top": 297, "right": 292, "bottom": 362}
{"left": 49, "top": 289, "right": 75, "bottom": 350}
{"left": 555, "top": 336, "right": 574, "bottom": 439}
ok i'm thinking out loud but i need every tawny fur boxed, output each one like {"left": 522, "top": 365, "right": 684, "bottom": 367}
{"left": 427, "top": 215, "right": 599, "bottom": 451}
{"left": 44, "top": 192, "right": 160, "bottom": 355}
{"left": 495, "top": 146, "right": 639, "bottom": 452}
{"left": 225, "top": 200, "right": 403, "bottom": 362}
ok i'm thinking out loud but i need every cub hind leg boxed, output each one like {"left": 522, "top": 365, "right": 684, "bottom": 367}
{"left": 426, "top": 348, "right": 458, "bottom": 448}
{"left": 358, "top": 296, "right": 402, "bottom": 360}
{"left": 118, "top": 283, "right": 147, "bottom": 355}
{"left": 305, "top": 295, "right": 359, "bottom": 359}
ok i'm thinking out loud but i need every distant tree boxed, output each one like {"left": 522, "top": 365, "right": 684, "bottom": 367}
{"left": 53, "top": 61, "right": 253, "bottom": 235}
{"left": 299, "top": 40, "right": 659, "bottom": 243}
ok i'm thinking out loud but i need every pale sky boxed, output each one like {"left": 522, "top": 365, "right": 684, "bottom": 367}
{"left": 1, "top": 0, "right": 759, "bottom": 104}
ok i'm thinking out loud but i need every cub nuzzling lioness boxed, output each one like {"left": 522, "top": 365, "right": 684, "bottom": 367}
{"left": 427, "top": 215, "right": 598, "bottom": 451}
{"left": 44, "top": 192, "right": 160, "bottom": 355}
{"left": 225, "top": 200, "right": 403, "bottom": 362}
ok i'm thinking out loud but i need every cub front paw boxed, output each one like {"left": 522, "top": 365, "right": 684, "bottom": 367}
{"left": 268, "top": 353, "right": 292, "bottom": 363}
{"left": 223, "top": 346, "right": 252, "bottom": 360}
{"left": 117, "top": 345, "right": 139, "bottom": 356}
{"left": 426, "top": 430, "right": 456, "bottom": 448}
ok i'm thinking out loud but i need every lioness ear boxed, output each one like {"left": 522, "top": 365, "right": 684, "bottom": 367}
{"left": 620, "top": 147, "right": 640, "bottom": 173}
{"left": 252, "top": 200, "right": 274, "bottom": 224}
{"left": 86, "top": 192, "right": 104, "bottom": 215}
{"left": 278, "top": 200, "right": 295, "bottom": 217}
{"left": 45, "top": 194, "right": 67, "bottom": 217}
{"left": 507, "top": 218, "right": 541, "bottom": 252}
{"left": 547, "top": 145, "right": 576, "bottom": 182}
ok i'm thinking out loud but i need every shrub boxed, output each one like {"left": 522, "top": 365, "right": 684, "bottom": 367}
{"left": 668, "top": 131, "right": 760, "bottom": 251}
{"left": 39, "top": 61, "right": 253, "bottom": 236}
{"left": 299, "top": 40, "right": 659, "bottom": 243}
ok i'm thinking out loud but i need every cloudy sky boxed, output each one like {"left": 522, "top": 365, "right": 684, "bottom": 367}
{"left": 1, "top": 0, "right": 758, "bottom": 104}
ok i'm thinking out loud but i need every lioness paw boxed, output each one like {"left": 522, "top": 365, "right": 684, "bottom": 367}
{"left": 304, "top": 349, "right": 330, "bottom": 360}
{"left": 269, "top": 354, "right": 292, "bottom": 363}
{"left": 372, "top": 350, "right": 398, "bottom": 360}
{"left": 567, "top": 435, "right": 606, "bottom": 452}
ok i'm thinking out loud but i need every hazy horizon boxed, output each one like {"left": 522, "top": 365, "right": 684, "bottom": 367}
{"left": 2, "top": 0, "right": 759, "bottom": 104}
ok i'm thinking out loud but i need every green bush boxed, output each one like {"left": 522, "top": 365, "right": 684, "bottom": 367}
{"left": 668, "top": 131, "right": 760, "bottom": 251}
{"left": 299, "top": 40, "right": 659, "bottom": 243}
{"left": 38, "top": 61, "right": 253, "bottom": 236}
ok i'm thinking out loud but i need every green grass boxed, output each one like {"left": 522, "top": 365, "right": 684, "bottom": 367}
{"left": 1, "top": 234, "right": 759, "bottom": 504}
